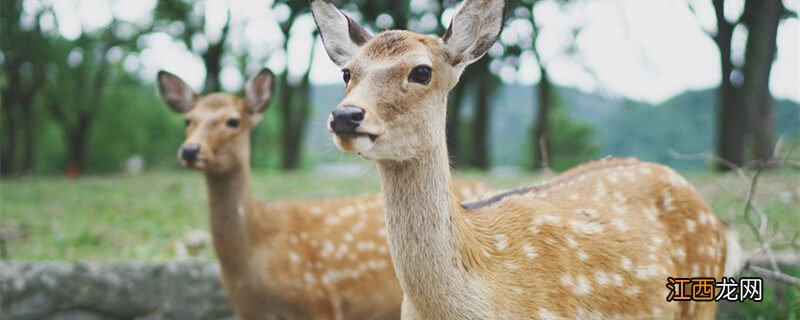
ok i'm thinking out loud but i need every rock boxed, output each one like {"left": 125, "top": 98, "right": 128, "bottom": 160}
{"left": 0, "top": 260, "right": 234, "bottom": 320}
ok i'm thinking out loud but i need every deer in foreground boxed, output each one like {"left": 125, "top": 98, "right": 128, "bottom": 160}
{"left": 311, "top": 0, "right": 744, "bottom": 319}
{"left": 157, "top": 69, "right": 489, "bottom": 320}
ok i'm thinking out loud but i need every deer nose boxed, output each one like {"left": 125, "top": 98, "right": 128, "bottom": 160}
{"left": 181, "top": 145, "right": 200, "bottom": 162}
{"left": 330, "top": 106, "right": 365, "bottom": 134}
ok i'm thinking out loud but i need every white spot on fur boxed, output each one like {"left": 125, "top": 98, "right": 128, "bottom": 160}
{"left": 377, "top": 227, "right": 386, "bottom": 238}
{"left": 621, "top": 257, "right": 633, "bottom": 271}
{"left": 569, "top": 194, "right": 579, "bottom": 200}
{"left": 626, "top": 285, "right": 641, "bottom": 296}
{"left": 343, "top": 233, "right": 354, "bottom": 242}
{"left": 325, "top": 215, "right": 342, "bottom": 225}
{"left": 698, "top": 212, "right": 709, "bottom": 225}
{"left": 610, "top": 218, "right": 628, "bottom": 232}
{"left": 686, "top": 219, "right": 697, "bottom": 233}
{"left": 561, "top": 274, "right": 592, "bottom": 295}
{"left": 320, "top": 241, "right": 335, "bottom": 257}
{"left": 289, "top": 251, "right": 301, "bottom": 264}
{"left": 610, "top": 273, "right": 624, "bottom": 286}
{"left": 533, "top": 214, "right": 562, "bottom": 224}
{"left": 338, "top": 206, "right": 356, "bottom": 217}
{"left": 672, "top": 248, "right": 686, "bottom": 261}
{"left": 522, "top": 244, "right": 538, "bottom": 259}
{"left": 565, "top": 236, "right": 579, "bottom": 249}
{"left": 613, "top": 192, "right": 626, "bottom": 202}
{"left": 724, "top": 230, "right": 744, "bottom": 277}
{"left": 594, "top": 271, "right": 611, "bottom": 287}
{"left": 662, "top": 190, "right": 675, "bottom": 211}
{"left": 644, "top": 205, "right": 658, "bottom": 221}
{"left": 576, "top": 308, "right": 603, "bottom": 320}
{"left": 539, "top": 309, "right": 563, "bottom": 320}
{"left": 304, "top": 272, "right": 315, "bottom": 283}
{"left": 309, "top": 206, "right": 322, "bottom": 215}
{"left": 569, "top": 220, "right": 603, "bottom": 234}
{"left": 493, "top": 234, "right": 508, "bottom": 251}
{"left": 577, "top": 249, "right": 589, "bottom": 261}
{"left": 237, "top": 204, "right": 245, "bottom": 218}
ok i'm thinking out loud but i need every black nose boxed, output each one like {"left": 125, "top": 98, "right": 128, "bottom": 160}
{"left": 330, "top": 106, "right": 365, "bottom": 134}
{"left": 181, "top": 145, "right": 200, "bottom": 162}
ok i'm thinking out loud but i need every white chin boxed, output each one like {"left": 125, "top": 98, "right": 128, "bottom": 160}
{"left": 333, "top": 134, "right": 375, "bottom": 154}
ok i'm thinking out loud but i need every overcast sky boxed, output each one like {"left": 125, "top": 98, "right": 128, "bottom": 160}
{"left": 44, "top": 0, "right": 799, "bottom": 104}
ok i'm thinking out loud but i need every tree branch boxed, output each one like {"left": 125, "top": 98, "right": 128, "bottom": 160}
{"left": 669, "top": 137, "right": 800, "bottom": 288}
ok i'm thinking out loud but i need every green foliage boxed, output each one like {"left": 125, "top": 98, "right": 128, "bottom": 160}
{"left": 545, "top": 106, "right": 600, "bottom": 171}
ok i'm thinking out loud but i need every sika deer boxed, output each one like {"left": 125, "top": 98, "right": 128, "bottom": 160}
{"left": 157, "top": 69, "right": 489, "bottom": 319}
{"left": 310, "top": 0, "right": 743, "bottom": 318}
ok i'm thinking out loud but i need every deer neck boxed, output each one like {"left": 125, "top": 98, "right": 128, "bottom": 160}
{"left": 203, "top": 137, "right": 261, "bottom": 274}
{"left": 377, "top": 142, "right": 489, "bottom": 317}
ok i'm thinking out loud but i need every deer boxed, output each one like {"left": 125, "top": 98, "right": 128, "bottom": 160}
{"left": 310, "top": 0, "right": 744, "bottom": 319}
{"left": 156, "top": 68, "right": 490, "bottom": 320}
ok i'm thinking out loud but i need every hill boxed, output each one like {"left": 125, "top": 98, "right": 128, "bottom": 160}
{"left": 306, "top": 83, "right": 800, "bottom": 170}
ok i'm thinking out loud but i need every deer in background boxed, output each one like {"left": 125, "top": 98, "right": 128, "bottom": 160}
{"left": 157, "top": 68, "right": 489, "bottom": 320}
{"left": 311, "top": 0, "right": 743, "bottom": 319}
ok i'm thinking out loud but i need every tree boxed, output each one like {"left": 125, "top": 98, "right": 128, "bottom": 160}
{"left": 154, "top": 0, "right": 231, "bottom": 93}
{"left": 740, "top": 0, "right": 788, "bottom": 162}
{"left": 689, "top": 0, "right": 794, "bottom": 168}
{"left": 0, "top": 0, "right": 48, "bottom": 176}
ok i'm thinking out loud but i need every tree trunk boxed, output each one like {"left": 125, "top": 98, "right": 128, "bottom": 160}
{"left": 202, "top": 10, "right": 230, "bottom": 94}
{"left": 712, "top": 0, "right": 747, "bottom": 169}
{"left": 532, "top": 67, "right": 552, "bottom": 170}
{"left": 471, "top": 72, "right": 491, "bottom": 170}
{"left": 446, "top": 81, "right": 467, "bottom": 167}
{"left": 1, "top": 63, "right": 20, "bottom": 176}
{"left": 66, "top": 114, "right": 92, "bottom": 175}
{"left": 741, "top": 0, "right": 783, "bottom": 162}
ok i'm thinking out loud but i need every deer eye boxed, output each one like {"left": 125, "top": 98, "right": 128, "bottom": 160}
{"left": 226, "top": 118, "right": 240, "bottom": 128}
{"left": 342, "top": 68, "right": 351, "bottom": 84}
{"left": 184, "top": 119, "right": 191, "bottom": 127}
{"left": 409, "top": 65, "right": 432, "bottom": 85}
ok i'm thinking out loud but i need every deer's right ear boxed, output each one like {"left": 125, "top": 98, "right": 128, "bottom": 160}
{"left": 442, "top": 0, "right": 507, "bottom": 68}
{"left": 310, "top": 0, "right": 372, "bottom": 67}
{"left": 157, "top": 71, "right": 197, "bottom": 114}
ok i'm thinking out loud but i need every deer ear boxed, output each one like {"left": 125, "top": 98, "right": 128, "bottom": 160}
{"left": 310, "top": 0, "right": 372, "bottom": 67}
{"left": 442, "top": 0, "right": 507, "bottom": 68}
{"left": 157, "top": 71, "right": 197, "bottom": 114}
{"left": 245, "top": 68, "right": 274, "bottom": 114}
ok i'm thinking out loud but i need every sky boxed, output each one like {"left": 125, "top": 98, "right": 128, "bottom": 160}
{"left": 41, "top": 0, "right": 799, "bottom": 104}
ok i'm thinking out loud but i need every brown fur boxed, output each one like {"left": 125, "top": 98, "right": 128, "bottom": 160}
{"left": 162, "top": 76, "right": 490, "bottom": 319}
{"left": 312, "top": 1, "right": 737, "bottom": 318}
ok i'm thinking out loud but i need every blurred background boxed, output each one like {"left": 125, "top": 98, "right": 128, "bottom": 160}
{"left": 1, "top": 0, "right": 798, "bottom": 318}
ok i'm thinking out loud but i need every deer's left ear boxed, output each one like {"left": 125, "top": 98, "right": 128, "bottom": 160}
{"left": 245, "top": 68, "right": 274, "bottom": 114}
{"left": 310, "top": 0, "right": 372, "bottom": 67}
{"left": 442, "top": 0, "right": 508, "bottom": 68}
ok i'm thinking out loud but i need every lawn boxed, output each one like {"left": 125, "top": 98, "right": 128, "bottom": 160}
{"left": 2, "top": 167, "right": 799, "bottom": 318}
{"left": 2, "top": 168, "right": 797, "bottom": 261}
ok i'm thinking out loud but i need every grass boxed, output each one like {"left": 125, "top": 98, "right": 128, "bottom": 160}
{"left": 2, "top": 168, "right": 797, "bottom": 261}
{"left": 2, "top": 168, "right": 798, "bottom": 318}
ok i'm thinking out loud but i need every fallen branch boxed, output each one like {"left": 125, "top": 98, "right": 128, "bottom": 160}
{"left": 669, "top": 135, "right": 800, "bottom": 288}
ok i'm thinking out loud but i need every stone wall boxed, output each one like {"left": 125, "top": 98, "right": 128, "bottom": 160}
{"left": 1, "top": 261, "right": 233, "bottom": 320}
{"left": 1, "top": 257, "right": 796, "bottom": 319}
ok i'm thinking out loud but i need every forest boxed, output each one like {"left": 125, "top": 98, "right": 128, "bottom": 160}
{"left": 2, "top": 0, "right": 797, "bottom": 176}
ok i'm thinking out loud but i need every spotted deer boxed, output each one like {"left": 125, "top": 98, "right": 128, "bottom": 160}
{"left": 310, "top": 0, "right": 744, "bottom": 319}
{"left": 157, "top": 69, "right": 489, "bottom": 320}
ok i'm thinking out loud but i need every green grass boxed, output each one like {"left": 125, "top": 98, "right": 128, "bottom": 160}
{"left": 2, "top": 168, "right": 798, "bottom": 317}
{"left": 1, "top": 168, "right": 798, "bottom": 261}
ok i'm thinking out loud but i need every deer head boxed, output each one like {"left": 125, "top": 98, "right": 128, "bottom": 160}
{"left": 311, "top": 0, "right": 507, "bottom": 162}
{"left": 157, "top": 69, "right": 274, "bottom": 173}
